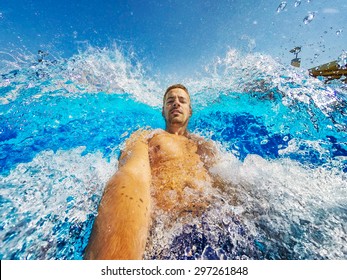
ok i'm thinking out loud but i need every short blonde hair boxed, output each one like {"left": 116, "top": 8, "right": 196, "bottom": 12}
{"left": 163, "top": 84, "right": 190, "bottom": 103}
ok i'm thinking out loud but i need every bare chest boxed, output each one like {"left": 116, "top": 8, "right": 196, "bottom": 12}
{"left": 148, "top": 134, "right": 199, "bottom": 162}
{"left": 147, "top": 133, "right": 212, "bottom": 212}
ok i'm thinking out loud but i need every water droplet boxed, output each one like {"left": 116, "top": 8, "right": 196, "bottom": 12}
{"left": 283, "top": 136, "right": 289, "bottom": 141}
{"left": 303, "top": 12, "right": 316, "bottom": 24}
{"left": 184, "top": 247, "right": 193, "bottom": 257}
{"left": 337, "top": 50, "right": 347, "bottom": 68}
{"left": 276, "top": 1, "right": 287, "bottom": 13}
{"left": 336, "top": 29, "right": 343, "bottom": 36}
{"left": 202, "top": 245, "right": 219, "bottom": 260}
{"left": 73, "top": 31, "right": 78, "bottom": 39}
{"left": 294, "top": 0, "right": 301, "bottom": 7}
{"left": 261, "top": 139, "right": 269, "bottom": 145}
{"left": 314, "top": 53, "right": 319, "bottom": 58}
{"left": 222, "top": 217, "right": 230, "bottom": 226}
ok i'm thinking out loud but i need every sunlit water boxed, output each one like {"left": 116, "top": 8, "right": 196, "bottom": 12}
{"left": 0, "top": 46, "right": 346, "bottom": 260}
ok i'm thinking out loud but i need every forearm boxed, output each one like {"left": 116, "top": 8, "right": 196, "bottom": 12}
{"left": 84, "top": 169, "right": 151, "bottom": 260}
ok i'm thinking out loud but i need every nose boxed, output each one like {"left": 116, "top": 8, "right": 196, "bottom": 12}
{"left": 173, "top": 98, "right": 180, "bottom": 107}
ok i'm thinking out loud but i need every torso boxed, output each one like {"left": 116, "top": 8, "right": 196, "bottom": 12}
{"left": 148, "top": 130, "right": 212, "bottom": 215}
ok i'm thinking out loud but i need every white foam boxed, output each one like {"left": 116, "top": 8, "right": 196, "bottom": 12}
{"left": 144, "top": 148, "right": 347, "bottom": 259}
{"left": 0, "top": 147, "right": 117, "bottom": 259}
{"left": 214, "top": 152, "right": 347, "bottom": 258}
{"left": 1, "top": 45, "right": 163, "bottom": 107}
{"left": 183, "top": 49, "right": 345, "bottom": 115}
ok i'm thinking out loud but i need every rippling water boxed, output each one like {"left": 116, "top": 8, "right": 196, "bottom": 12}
{"left": 0, "top": 46, "right": 346, "bottom": 259}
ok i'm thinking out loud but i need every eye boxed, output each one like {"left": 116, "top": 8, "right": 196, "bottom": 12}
{"left": 180, "top": 99, "right": 187, "bottom": 103}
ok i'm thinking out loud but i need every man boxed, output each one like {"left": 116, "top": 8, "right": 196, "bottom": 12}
{"left": 84, "top": 84, "right": 219, "bottom": 260}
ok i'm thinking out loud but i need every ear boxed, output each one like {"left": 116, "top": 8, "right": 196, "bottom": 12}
{"left": 162, "top": 107, "right": 165, "bottom": 117}
{"left": 189, "top": 106, "right": 193, "bottom": 116}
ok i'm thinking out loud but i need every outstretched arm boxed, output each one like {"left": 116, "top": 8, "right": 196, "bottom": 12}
{"left": 84, "top": 130, "right": 151, "bottom": 260}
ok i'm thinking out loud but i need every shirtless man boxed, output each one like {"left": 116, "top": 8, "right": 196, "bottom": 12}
{"left": 84, "top": 84, "right": 219, "bottom": 260}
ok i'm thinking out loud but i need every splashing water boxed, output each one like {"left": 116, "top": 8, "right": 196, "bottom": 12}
{"left": 337, "top": 50, "right": 347, "bottom": 69}
{"left": 276, "top": 1, "right": 287, "bottom": 13}
{"left": 1, "top": 46, "right": 347, "bottom": 260}
{"left": 0, "top": 148, "right": 116, "bottom": 259}
{"left": 294, "top": 0, "right": 301, "bottom": 8}
{"left": 303, "top": 12, "right": 316, "bottom": 24}
{"left": 0, "top": 45, "right": 162, "bottom": 107}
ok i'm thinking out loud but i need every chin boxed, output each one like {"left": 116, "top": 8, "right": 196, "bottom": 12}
{"left": 170, "top": 119, "right": 184, "bottom": 124}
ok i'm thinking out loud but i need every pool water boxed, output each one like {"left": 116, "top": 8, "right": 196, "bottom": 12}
{"left": 0, "top": 47, "right": 346, "bottom": 259}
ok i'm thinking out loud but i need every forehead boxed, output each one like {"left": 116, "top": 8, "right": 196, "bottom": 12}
{"left": 165, "top": 88, "right": 190, "bottom": 100}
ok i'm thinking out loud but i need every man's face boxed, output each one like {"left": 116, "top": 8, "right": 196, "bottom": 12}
{"left": 162, "top": 88, "right": 192, "bottom": 126}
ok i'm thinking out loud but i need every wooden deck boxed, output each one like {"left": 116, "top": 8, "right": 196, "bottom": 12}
{"left": 309, "top": 61, "right": 347, "bottom": 83}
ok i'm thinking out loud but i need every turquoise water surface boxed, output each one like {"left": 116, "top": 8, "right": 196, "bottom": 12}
{"left": 1, "top": 47, "right": 346, "bottom": 259}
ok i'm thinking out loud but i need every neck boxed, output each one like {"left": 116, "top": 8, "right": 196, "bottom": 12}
{"left": 165, "top": 124, "right": 188, "bottom": 136}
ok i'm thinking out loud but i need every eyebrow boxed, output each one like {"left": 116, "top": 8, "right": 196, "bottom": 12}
{"left": 166, "top": 96, "right": 187, "bottom": 101}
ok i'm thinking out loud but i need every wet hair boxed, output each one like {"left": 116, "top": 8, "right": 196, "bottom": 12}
{"left": 162, "top": 84, "right": 192, "bottom": 119}
{"left": 163, "top": 84, "right": 190, "bottom": 103}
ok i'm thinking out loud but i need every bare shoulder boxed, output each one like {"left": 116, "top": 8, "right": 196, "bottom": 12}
{"left": 126, "top": 129, "right": 153, "bottom": 144}
{"left": 118, "top": 129, "right": 154, "bottom": 167}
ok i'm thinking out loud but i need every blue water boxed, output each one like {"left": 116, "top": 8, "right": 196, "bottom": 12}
{"left": 0, "top": 47, "right": 346, "bottom": 259}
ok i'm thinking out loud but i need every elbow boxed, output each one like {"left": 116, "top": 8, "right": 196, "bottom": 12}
{"left": 116, "top": 165, "right": 151, "bottom": 186}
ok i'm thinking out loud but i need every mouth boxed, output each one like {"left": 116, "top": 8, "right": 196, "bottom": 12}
{"left": 170, "top": 109, "right": 182, "bottom": 114}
